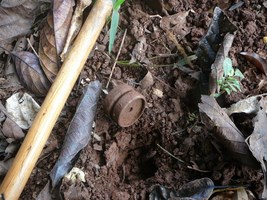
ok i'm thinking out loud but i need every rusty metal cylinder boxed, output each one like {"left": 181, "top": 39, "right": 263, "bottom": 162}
{"left": 103, "top": 84, "right": 146, "bottom": 127}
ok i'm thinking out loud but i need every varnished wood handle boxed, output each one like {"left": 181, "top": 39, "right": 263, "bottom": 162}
{"left": 0, "top": 0, "right": 112, "bottom": 199}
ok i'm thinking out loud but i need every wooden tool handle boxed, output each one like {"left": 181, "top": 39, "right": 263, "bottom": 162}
{"left": 0, "top": 0, "right": 112, "bottom": 199}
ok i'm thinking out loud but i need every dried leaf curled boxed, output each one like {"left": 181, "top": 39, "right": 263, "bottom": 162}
{"left": 196, "top": 7, "right": 237, "bottom": 70}
{"left": 199, "top": 95, "right": 258, "bottom": 167}
{"left": 50, "top": 80, "right": 102, "bottom": 187}
{"left": 240, "top": 52, "right": 267, "bottom": 76}
{"left": 225, "top": 95, "right": 267, "bottom": 115}
{"left": 53, "top": 0, "right": 74, "bottom": 55}
{"left": 246, "top": 99, "right": 267, "bottom": 198}
{"left": 12, "top": 51, "right": 51, "bottom": 96}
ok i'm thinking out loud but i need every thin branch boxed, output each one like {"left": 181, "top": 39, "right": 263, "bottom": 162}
{"left": 106, "top": 29, "right": 127, "bottom": 89}
{"left": 157, "top": 143, "right": 185, "bottom": 164}
{"left": 27, "top": 38, "right": 39, "bottom": 58}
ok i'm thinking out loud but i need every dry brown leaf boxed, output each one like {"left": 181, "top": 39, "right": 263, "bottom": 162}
{"left": 0, "top": 2, "right": 39, "bottom": 41}
{"left": 2, "top": 118, "right": 25, "bottom": 140}
{"left": 246, "top": 98, "right": 267, "bottom": 198}
{"left": 160, "top": 11, "right": 190, "bottom": 38}
{"left": 61, "top": 0, "right": 92, "bottom": 61}
{"left": 12, "top": 51, "right": 51, "bottom": 96}
{"left": 0, "top": 0, "right": 45, "bottom": 54}
{"left": 240, "top": 52, "right": 267, "bottom": 76}
{"left": 39, "top": 13, "right": 58, "bottom": 82}
{"left": 39, "top": 0, "right": 74, "bottom": 82}
{"left": 53, "top": 0, "right": 74, "bottom": 55}
{"left": 198, "top": 95, "right": 258, "bottom": 167}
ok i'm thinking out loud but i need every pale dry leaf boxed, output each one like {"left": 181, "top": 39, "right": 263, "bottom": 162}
{"left": 199, "top": 95, "right": 258, "bottom": 167}
{"left": 209, "top": 33, "right": 234, "bottom": 95}
{"left": 160, "top": 11, "right": 190, "bottom": 38}
{"left": 225, "top": 95, "right": 267, "bottom": 115}
{"left": 12, "top": 51, "right": 51, "bottom": 96}
{"left": 246, "top": 98, "right": 267, "bottom": 198}
{"left": 50, "top": 80, "right": 102, "bottom": 187}
{"left": 6, "top": 92, "right": 40, "bottom": 129}
{"left": 53, "top": 0, "right": 74, "bottom": 55}
{"left": 61, "top": 0, "right": 92, "bottom": 61}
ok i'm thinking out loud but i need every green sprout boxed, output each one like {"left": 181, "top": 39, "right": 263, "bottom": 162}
{"left": 187, "top": 113, "right": 197, "bottom": 123}
{"left": 216, "top": 57, "right": 244, "bottom": 97}
{"left": 108, "top": 0, "right": 125, "bottom": 54}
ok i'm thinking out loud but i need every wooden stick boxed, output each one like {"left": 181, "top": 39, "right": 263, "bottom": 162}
{"left": 0, "top": 0, "right": 112, "bottom": 199}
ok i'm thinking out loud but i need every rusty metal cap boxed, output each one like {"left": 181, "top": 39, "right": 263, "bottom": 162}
{"left": 103, "top": 84, "right": 146, "bottom": 127}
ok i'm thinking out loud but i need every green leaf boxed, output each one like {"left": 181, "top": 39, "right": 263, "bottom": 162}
{"left": 234, "top": 69, "right": 244, "bottom": 79}
{"left": 114, "top": 0, "right": 125, "bottom": 10}
{"left": 234, "top": 82, "right": 241, "bottom": 91}
{"left": 228, "top": 83, "right": 238, "bottom": 92}
{"left": 213, "top": 93, "right": 221, "bottom": 98}
{"left": 108, "top": 9, "right": 120, "bottom": 54}
{"left": 223, "top": 57, "right": 234, "bottom": 76}
{"left": 225, "top": 87, "right": 231, "bottom": 95}
{"left": 217, "top": 79, "right": 223, "bottom": 85}
{"left": 229, "top": 78, "right": 240, "bottom": 86}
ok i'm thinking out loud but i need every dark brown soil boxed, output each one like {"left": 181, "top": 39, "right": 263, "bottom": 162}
{"left": 9, "top": 0, "right": 267, "bottom": 199}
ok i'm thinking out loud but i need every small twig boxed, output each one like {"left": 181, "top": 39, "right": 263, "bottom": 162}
{"left": 149, "top": 14, "right": 162, "bottom": 19}
{"left": 157, "top": 144, "right": 185, "bottom": 164}
{"left": 27, "top": 38, "right": 39, "bottom": 58}
{"left": 106, "top": 29, "right": 127, "bottom": 88}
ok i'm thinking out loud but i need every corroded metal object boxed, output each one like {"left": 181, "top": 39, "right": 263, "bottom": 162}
{"left": 104, "top": 84, "right": 146, "bottom": 127}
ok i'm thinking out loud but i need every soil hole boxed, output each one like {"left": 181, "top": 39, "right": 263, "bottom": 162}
{"left": 139, "top": 157, "right": 157, "bottom": 179}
